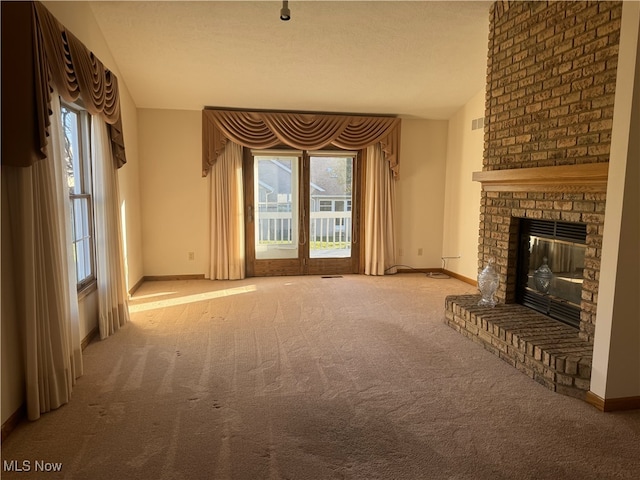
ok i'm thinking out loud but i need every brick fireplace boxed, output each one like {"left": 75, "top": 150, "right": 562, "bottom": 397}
{"left": 445, "top": 163, "right": 608, "bottom": 399}
{"left": 444, "top": 1, "right": 621, "bottom": 400}
{"left": 472, "top": 163, "right": 608, "bottom": 342}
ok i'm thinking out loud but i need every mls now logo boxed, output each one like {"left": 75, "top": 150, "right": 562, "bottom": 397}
{"left": 3, "top": 460, "right": 63, "bottom": 472}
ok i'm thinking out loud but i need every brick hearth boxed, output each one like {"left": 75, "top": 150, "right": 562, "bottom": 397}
{"left": 445, "top": 295, "right": 592, "bottom": 399}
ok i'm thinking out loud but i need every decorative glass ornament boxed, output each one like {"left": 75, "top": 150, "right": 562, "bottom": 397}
{"left": 533, "top": 257, "right": 553, "bottom": 294}
{"left": 478, "top": 258, "right": 499, "bottom": 307}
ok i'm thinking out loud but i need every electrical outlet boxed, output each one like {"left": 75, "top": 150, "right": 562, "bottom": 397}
{"left": 188, "top": 252, "right": 195, "bottom": 261}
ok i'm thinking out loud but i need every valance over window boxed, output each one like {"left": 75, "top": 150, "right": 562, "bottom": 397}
{"left": 1, "top": 1, "right": 126, "bottom": 169}
{"left": 202, "top": 109, "right": 401, "bottom": 177}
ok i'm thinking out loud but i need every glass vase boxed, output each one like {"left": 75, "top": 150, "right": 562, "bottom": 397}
{"left": 478, "top": 258, "right": 499, "bottom": 307}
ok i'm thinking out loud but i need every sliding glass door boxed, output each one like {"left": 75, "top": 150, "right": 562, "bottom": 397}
{"left": 244, "top": 149, "right": 360, "bottom": 276}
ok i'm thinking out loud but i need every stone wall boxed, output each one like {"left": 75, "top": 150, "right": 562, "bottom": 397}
{"left": 478, "top": 1, "right": 622, "bottom": 343}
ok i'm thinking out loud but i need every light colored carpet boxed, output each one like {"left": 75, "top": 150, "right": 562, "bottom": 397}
{"left": 2, "top": 274, "right": 640, "bottom": 479}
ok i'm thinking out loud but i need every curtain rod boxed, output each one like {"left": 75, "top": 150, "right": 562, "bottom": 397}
{"left": 203, "top": 106, "right": 398, "bottom": 119}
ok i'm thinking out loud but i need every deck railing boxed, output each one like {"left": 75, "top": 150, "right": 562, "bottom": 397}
{"left": 256, "top": 211, "right": 352, "bottom": 249}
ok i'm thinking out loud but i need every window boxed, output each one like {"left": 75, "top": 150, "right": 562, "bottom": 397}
{"left": 61, "top": 103, "right": 96, "bottom": 292}
{"left": 319, "top": 200, "right": 332, "bottom": 212}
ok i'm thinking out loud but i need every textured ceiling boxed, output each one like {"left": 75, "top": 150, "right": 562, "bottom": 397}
{"left": 89, "top": 1, "right": 492, "bottom": 119}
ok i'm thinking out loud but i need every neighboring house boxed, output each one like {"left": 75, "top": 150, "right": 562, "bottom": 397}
{"left": 257, "top": 157, "right": 353, "bottom": 244}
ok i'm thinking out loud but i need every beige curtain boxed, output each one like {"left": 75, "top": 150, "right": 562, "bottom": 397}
{"left": 210, "top": 141, "right": 245, "bottom": 280}
{"left": 202, "top": 109, "right": 400, "bottom": 177}
{"left": 364, "top": 144, "right": 397, "bottom": 275}
{"left": 1, "top": 1, "right": 126, "bottom": 170}
{"left": 1, "top": 2, "right": 128, "bottom": 419}
{"left": 92, "top": 117, "right": 130, "bottom": 339}
{"left": 3, "top": 93, "right": 83, "bottom": 420}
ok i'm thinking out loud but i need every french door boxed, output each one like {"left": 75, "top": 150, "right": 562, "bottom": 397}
{"left": 243, "top": 148, "right": 361, "bottom": 276}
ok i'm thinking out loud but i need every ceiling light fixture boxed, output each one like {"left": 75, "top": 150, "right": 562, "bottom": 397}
{"left": 280, "top": 0, "right": 291, "bottom": 21}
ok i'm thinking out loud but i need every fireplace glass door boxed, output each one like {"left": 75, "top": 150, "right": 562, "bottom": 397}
{"left": 517, "top": 219, "right": 587, "bottom": 328}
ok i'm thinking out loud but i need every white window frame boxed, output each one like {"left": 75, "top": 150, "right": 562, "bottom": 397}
{"left": 61, "top": 101, "right": 97, "bottom": 295}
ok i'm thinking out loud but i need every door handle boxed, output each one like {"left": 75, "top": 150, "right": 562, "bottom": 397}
{"left": 299, "top": 207, "right": 306, "bottom": 246}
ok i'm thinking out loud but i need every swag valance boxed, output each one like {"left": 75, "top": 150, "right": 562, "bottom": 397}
{"left": 1, "top": 1, "right": 126, "bottom": 169}
{"left": 202, "top": 109, "right": 401, "bottom": 177}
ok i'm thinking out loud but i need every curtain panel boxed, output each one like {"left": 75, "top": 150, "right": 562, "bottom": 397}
{"left": 4, "top": 93, "right": 84, "bottom": 420}
{"left": 364, "top": 144, "right": 397, "bottom": 275}
{"left": 202, "top": 109, "right": 401, "bottom": 177}
{"left": 210, "top": 141, "right": 245, "bottom": 280}
{"left": 92, "top": 118, "right": 131, "bottom": 339}
{"left": 1, "top": 1, "right": 126, "bottom": 170}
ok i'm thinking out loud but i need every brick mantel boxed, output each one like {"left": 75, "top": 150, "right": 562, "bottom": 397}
{"left": 472, "top": 163, "right": 609, "bottom": 193}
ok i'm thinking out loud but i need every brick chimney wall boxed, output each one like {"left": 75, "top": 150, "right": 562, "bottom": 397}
{"left": 479, "top": 1, "right": 622, "bottom": 343}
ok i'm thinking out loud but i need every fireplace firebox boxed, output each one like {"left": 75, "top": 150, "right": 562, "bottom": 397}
{"left": 516, "top": 219, "right": 587, "bottom": 329}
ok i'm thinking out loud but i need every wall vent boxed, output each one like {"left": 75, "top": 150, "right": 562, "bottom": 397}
{"left": 471, "top": 117, "right": 485, "bottom": 131}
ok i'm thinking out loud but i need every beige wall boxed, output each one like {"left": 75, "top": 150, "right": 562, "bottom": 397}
{"left": 396, "top": 119, "right": 449, "bottom": 269}
{"left": 117, "top": 101, "right": 144, "bottom": 290}
{"left": 138, "top": 109, "right": 209, "bottom": 276}
{"left": 136, "top": 114, "right": 448, "bottom": 276}
{"left": 591, "top": 1, "right": 640, "bottom": 400}
{"left": 442, "top": 90, "right": 484, "bottom": 281}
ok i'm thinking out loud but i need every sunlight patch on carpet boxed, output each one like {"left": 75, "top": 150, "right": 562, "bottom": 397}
{"left": 129, "top": 285, "right": 257, "bottom": 313}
